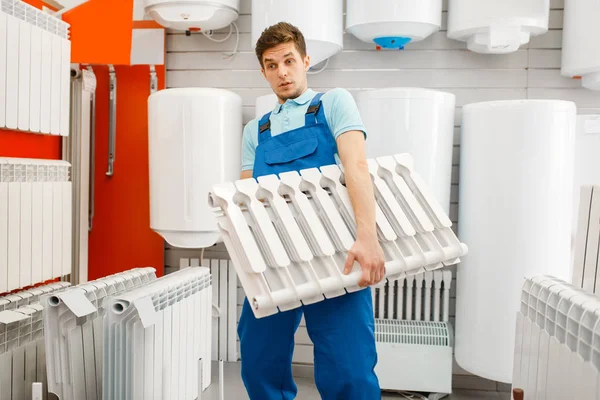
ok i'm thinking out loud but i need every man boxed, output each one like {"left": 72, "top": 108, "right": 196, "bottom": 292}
{"left": 238, "top": 21, "right": 385, "bottom": 400}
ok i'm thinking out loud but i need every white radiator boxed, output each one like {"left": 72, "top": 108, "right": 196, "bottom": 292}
{"left": 103, "top": 267, "right": 213, "bottom": 400}
{"left": 0, "top": 0, "right": 71, "bottom": 135}
{"left": 0, "top": 158, "right": 72, "bottom": 293}
{"left": 165, "top": 249, "right": 239, "bottom": 363}
{"left": 374, "top": 270, "right": 454, "bottom": 396}
{"left": 572, "top": 185, "right": 600, "bottom": 294}
{"left": 512, "top": 275, "right": 600, "bottom": 399}
{"left": 373, "top": 270, "right": 453, "bottom": 322}
{"left": 209, "top": 153, "right": 467, "bottom": 318}
{"left": 0, "top": 281, "right": 70, "bottom": 400}
{"left": 0, "top": 282, "right": 71, "bottom": 312}
{"left": 41, "top": 267, "right": 157, "bottom": 400}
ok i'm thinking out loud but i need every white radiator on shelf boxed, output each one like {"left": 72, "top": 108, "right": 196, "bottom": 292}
{"left": 0, "top": 0, "right": 71, "bottom": 135}
{"left": 0, "top": 158, "right": 72, "bottom": 293}
{"left": 41, "top": 267, "right": 157, "bottom": 400}
{"left": 0, "top": 281, "right": 71, "bottom": 400}
{"left": 512, "top": 275, "right": 600, "bottom": 399}
{"left": 374, "top": 270, "right": 454, "bottom": 397}
{"left": 103, "top": 267, "right": 213, "bottom": 400}
{"left": 572, "top": 185, "right": 600, "bottom": 294}
{"left": 209, "top": 153, "right": 467, "bottom": 319}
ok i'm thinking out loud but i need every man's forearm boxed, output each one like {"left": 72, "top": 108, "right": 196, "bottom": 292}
{"left": 344, "top": 157, "right": 378, "bottom": 241}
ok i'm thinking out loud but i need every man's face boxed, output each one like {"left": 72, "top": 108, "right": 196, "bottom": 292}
{"left": 261, "top": 42, "right": 310, "bottom": 103}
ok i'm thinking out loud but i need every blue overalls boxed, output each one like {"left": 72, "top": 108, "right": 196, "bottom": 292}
{"left": 237, "top": 93, "right": 381, "bottom": 400}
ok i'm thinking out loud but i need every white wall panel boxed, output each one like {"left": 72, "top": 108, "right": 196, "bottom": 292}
{"left": 528, "top": 69, "right": 582, "bottom": 88}
{"left": 167, "top": 0, "right": 594, "bottom": 392}
{"left": 528, "top": 49, "right": 562, "bottom": 68}
{"left": 167, "top": 69, "right": 528, "bottom": 89}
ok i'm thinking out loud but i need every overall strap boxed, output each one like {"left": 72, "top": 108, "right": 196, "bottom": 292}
{"left": 305, "top": 93, "right": 324, "bottom": 125}
{"left": 258, "top": 111, "right": 272, "bottom": 144}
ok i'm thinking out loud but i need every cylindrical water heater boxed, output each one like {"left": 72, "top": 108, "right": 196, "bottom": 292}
{"left": 455, "top": 100, "right": 576, "bottom": 383}
{"left": 561, "top": 0, "right": 600, "bottom": 90}
{"left": 148, "top": 88, "right": 242, "bottom": 249}
{"left": 447, "top": 0, "right": 549, "bottom": 54}
{"left": 251, "top": 0, "right": 343, "bottom": 67}
{"left": 357, "top": 88, "right": 455, "bottom": 214}
{"left": 143, "top": 0, "right": 240, "bottom": 31}
{"left": 346, "top": 0, "right": 442, "bottom": 49}
{"left": 255, "top": 94, "right": 278, "bottom": 119}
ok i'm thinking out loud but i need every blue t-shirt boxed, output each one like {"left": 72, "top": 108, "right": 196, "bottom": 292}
{"left": 241, "top": 88, "right": 367, "bottom": 171}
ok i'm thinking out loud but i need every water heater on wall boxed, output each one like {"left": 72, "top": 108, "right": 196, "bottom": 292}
{"left": 357, "top": 88, "right": 455, "bottom": 214}
{"left": 346, "top": 0, "right": 442, "bottom": 49}
{"left": 455, "top": 100, "right": 576, "bottom": 383}
{"left": 143, "top": 0, "right": 240, "bottom": 31}
{"left": 561, "top": 0, "right": 600, "bottom": 90}
{"left": 447, "top": 0, "right": 549, "bottom": 54}
{"left": 252, "top": 0, "right": 343, "bottom": 66}
{"left": 148, "top": 88, "right": 242, "bottom": 248}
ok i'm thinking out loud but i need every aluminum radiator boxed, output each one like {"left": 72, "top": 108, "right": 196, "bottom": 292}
{"left": 167, "top": 253, "right": 238, "bottom": 363}
{"left": 42, "top": 268, "right": 157, "bottom": 400}
{"left": 209, "top": 153, "right": 467, "bottom": 318}
{"left": 374, "top": 270, "right": 454, "bottom": 397}
{"left": 573, "top": 185, "right": 600, "bottom": 294}
{"left": 512, "top": 275, "right": 600, "bottom": 399}
{"left": 0, "top": 0, "right": 71, "bottom": 135}
{"left": 0, "top": 282, "right": 70, "bottom": 400}
{"left": 103, "top": 267, "right": 212, "bottom": 400}
{"left": 0, "top": 158, "right": 72, "bottom": 292}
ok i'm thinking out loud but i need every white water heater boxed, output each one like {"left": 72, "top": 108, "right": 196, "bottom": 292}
{"left": 255, "top": 93, "right": 277, "bottom": 119}
{"left": 447, "top": 0, "right": 549, "bottom": 54}
{"left": 148, "top": 88, "right": 242, "bottom": 248}
{"left": 561, "top": 0, "right": 600, "bottom": 90}
{"left": 251, "top": 0, "right": 343, "bottom": 67}
{"left": 144, "top": 0, "right": 240, "bottom": 31}
{"left": 357, "top": 88, "right": 455, "bottom": 214}
{"left": 455, "top": 100, "right": 576, "bottom": 383}
{"left": 346, "top": 0, "right": 442, "bottom": 49}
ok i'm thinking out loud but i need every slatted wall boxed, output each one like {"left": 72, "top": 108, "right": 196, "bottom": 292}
{"left": 165, "top": 0, "right": 600, "bottom": 392}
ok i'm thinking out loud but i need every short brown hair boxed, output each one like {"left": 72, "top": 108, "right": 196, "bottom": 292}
{"left": 255, "top": 22, "right": 307, "bottom": 67}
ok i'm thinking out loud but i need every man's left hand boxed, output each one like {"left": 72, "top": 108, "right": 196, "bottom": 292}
{"left": 343, "top": 235, "right": 386, "bottom": 287}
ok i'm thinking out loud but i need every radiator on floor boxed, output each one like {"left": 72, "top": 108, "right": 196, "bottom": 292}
{"left": 512, "top": 275, "right": 600, "bottom": 399}
{"left": 0, "top": 282, "right": 71, "bottom": 312}
{"left": 0, "top": 281, "right": 71, "bottom": 400}
{"left": 42, "top": 268, "right": 157, "bottom": 400}
{"left": 374, "top": 270, "right": 454, "bottom": 396}
{"left": 0, "top": 158, "right": 72, "bottom": 293}
{"left": 573, "top": 185, "right": 600, "bottom": 294}
{"left": 165, "top": 250, "right": 239, "bottom": 363}
{"left": 103, "top": 267, "right": 213, "bottom": 400}
{"left": 209, "top": 153, "right": 467, "bottom": 318}
{"left": 0, "top": 0, "right": 71, "bottom": 135}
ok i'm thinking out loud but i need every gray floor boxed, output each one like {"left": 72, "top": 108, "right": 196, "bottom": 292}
{"left": 202, "top": 361, "right": 510, "bottom": 400}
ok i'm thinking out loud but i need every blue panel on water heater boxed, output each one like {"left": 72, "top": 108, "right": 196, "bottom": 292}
{"left": 373, "top": 36, "right": 412, "bottom": 49}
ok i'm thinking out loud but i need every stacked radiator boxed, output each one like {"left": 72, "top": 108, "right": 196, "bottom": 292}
{"left": 0, "top": 281, "right": 70, "bottom": 400}
{"left": 0, "top": 0, "right": 71, "bottom": 135}
{"left": 0, "top": 158, "right": 72, "bottom": 292}
{"left": 42, "top": 267, "right": 157, "bottom": 400}
{"left": 209, "top": 153, "right": 467, "bottom": 318}
{"left": 572, "top": 185, "right": 600, "bottom": 294}
{"left": 374, "top": 270, "right": 454, "bottom": 396}
{"left": 512, "top": 275, "right": 600, "bottom": 399}
{"left": 103, "top": 267, "right": 213, "bottom": 400}
{"left": 167, "top": 250, "right": 239, "bottom": 363}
